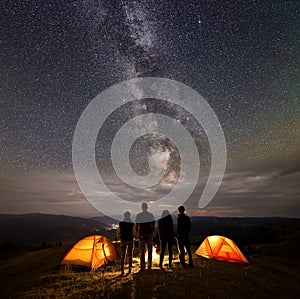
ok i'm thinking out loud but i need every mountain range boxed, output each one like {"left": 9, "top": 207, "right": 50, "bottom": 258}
{"left": 0, "top": 213, "right": 299, "bottom": 249}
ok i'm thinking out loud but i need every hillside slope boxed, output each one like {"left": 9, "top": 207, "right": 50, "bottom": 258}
{"left": 0, "top": 214, "right": 114, "bottom": 247}
{"left": 0, "top": 245, "right": 299, "bottom": 299}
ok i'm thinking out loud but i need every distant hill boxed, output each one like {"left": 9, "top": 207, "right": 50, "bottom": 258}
{"left": 1, "top": 213, "right": 299, "bottom": 254}
{"left": 0, "top": 213, "right": 116, "bottom": 248}
{"left": 187, "top": 216, "right": 300, "bottom": 254}
{"left": 91, "top": 215, "right": 120, "bottom": 226}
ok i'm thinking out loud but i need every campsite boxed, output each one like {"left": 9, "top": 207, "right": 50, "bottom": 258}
{"left": 1, "top": 0, "right": 299, "bottom": 298}
{"left": 0, "top": 214, "right": 299, "bottom": 298}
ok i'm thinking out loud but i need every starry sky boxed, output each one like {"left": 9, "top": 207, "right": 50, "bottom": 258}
{"left": 1, "top": 0, "right": 300, "bottom": 218}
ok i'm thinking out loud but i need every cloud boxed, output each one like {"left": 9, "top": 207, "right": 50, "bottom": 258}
{"left": 190, "top": 169, "right": 300, "bottom": 217}
{"left": 0, "top": 173, "right": 99, "bottom": 216}
{"left": 0, "top": 165, "right": 299, "bottom": 218}
{"left": 272, "top": 162, "right": 300, "bottom": 179}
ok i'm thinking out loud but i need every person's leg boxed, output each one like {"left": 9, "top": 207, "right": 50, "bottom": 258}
{"left": 139, "top": 235, "right": 146, "bottom": 270}
{"left": 185, "top": 239, "right": 193, "bottom": 267}
{"left": 167, "top": 238, "right": 173, "bottom": 267}
{"left": 127, "top": 242, "right": 133, "bottom": 274}
{"left": 159, "top": 240, "right": 167, "bottom": 267}
{"left": 145, "top": 234, "right": 153, "bottom": 269}
{"left": 178, "top": 239, "right": 186, "bottom": 267}
{"left": 120, "top": 242, "right": 126, "bottom": 275}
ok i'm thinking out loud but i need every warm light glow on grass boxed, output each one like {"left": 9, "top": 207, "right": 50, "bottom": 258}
{"left": 132, "top": 244, "right": 180, "bottom": 269}
{"left": 152, "top": 245, "right": 160, "bottom": 263}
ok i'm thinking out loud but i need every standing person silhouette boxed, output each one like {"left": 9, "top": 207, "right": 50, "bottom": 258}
{"left": 158, "top": 210, "right": 174, "bottom": 269}
{"left": 177, "top": 206, "right": 193, "bottom": 268}
{"left": 118, "top": 211, "right": 135, "bottom": 275}
{"left": 135, "top": 202, "right": 155, "bottom": 271}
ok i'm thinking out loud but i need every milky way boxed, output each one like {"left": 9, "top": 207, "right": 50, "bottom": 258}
{"left": 0, "top": 0, "right": 299, "bottom": 217}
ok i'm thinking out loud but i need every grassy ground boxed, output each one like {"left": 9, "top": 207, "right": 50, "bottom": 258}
{"left": 0, "top": 244, "right": 299, "bottom": 299}
{"left": 0, "top": 247, "right": 65, "bottom": 298}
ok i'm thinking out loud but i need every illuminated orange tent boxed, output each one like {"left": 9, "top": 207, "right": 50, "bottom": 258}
{"left": 196, "top": 235, "right": 249, "bottom": 263}
{"left": 60, "top": 235, "right": 118, "bottom": 270}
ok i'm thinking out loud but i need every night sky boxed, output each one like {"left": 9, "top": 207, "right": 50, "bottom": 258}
{"left": 1, "top": 0, "right": 299, "bottom": 218}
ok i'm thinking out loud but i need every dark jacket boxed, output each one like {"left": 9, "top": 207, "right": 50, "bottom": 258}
{"left": 119, "top": 221, "right": 134, "bottom": 242}
{"left": 177, "top": 213, "right": 191, "bottom": 238}
{"left": 135, "top": 211, "right": 155, "bottom": 235}
{"left": 158, "top": 215, "right": 174, "bottom": 241}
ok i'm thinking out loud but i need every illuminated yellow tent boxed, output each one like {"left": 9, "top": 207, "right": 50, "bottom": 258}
{"left": 60, "top": 235, "right": 118, "bottom": 270}
{"left": 196, "top": 235, "right": 249, "bottom": 263}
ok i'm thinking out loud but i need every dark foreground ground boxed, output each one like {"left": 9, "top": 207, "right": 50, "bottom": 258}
{"left": 0, "top": 243, "right": 299, "bottom": 299}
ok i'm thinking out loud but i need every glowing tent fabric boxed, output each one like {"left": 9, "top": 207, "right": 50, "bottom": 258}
{"left": 60, "top": 235, "right": 118, "bottom": 270}
{"left": 196, "top": 235, "right": 249, "bottom": 263}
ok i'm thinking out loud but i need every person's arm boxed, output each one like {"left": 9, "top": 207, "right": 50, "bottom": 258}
{"left": 133, "top": 223, "right": 138, "bottom": 239}
{"left": 134, "top": 214, "right": 139, "bottom": 238}
{"left": 134, "top": 223, "right": 139, "bottom": 239}
{"left": 151, "top": 221, "right": 155, "bottom": 235}
{"left": 158, "top": 220, "right": 162, "bottom": 238}
{"left": 150, "top": 213, "right": 155, "bottom": 235}
{"left": 177, "top": 217, "right": 180, "bottom": 236}
{"left": 117, "top": 224, "right": 121, "bottom": 240}
{"left": 171, "top": 219, "right": 176, "bottom": 237}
